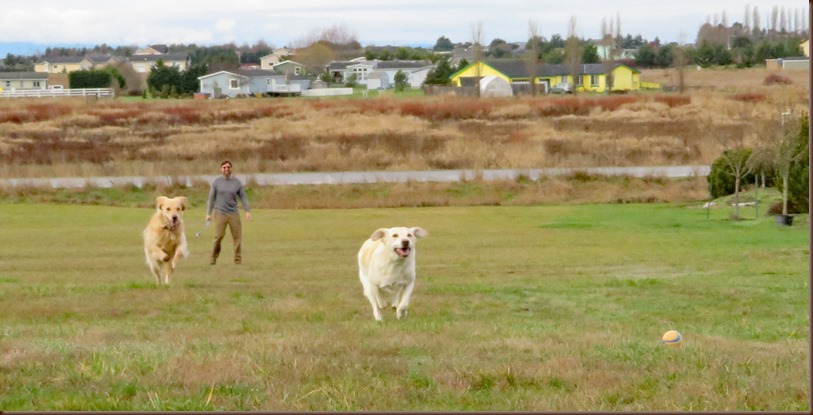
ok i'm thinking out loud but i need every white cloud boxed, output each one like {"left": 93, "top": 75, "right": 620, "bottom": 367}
{"left": 0, "top": 1, "right": 807, "bottom": 49}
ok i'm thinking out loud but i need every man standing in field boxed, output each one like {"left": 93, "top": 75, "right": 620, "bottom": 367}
{"left": 206, "top": 160, "right": 252, "bottom": 265}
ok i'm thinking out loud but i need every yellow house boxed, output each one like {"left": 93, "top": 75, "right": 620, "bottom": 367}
{"left": 801, "top": 40, "right": 809, "bottom": 57}
{"left": 34, "top": 55, "right": 121, "bottom": 73}
{"left": 450, "top": 59, "right": 641, "bottom": 93}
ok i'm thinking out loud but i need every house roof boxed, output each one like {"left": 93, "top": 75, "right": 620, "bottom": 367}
{"left": 376, "top": 60, "right": 431, "bottom": 69}
{"left": 128, "top": 53, "right": 189, "bottom": 63}
{"left": 197, "top": 70, "right": 249, "bottom": 80}
{"left": 0, "top": 72, "right": 49, "bottom": 80}
{"left": 37, "top": 56, "right": 89, "bottom": 64}
{"left": 238, "top": 69, "right": 283, "bottom": 77}
{"left": 457, "top": 59, "right": 639, "bottom": 80}
{"left": 150, "top": 44, "right": 169, "bottom": 54}
{"left": 273, "top": 60, "right": 305, "bottom": 68}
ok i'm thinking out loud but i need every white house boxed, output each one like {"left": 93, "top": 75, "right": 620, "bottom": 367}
{"left": 197, "top": 71, "right": 250, "bottom": 98}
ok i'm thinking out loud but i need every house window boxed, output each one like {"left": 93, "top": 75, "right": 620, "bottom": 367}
{"left": 33, "top": 81, "right": 40, "bottom": 87}
{"left": 591, "top": 75, "right": 599, "bottom": 87}
{"left": 561, "top": 76, "right": 567, "bottom": 83}
{"left": 229, "top": 79, "right": 239, "bottom": 89}
{"left": 295, "top": 67, "right": 301, "bottom": 75}
{"left": 266, "top": 78, "right": 271, "bottom": 85}
{"left": 4, "top": 81, "right": 9, "bottom": 87}
{"left": 576, "top": 76, "right": 584, "bottom": 86}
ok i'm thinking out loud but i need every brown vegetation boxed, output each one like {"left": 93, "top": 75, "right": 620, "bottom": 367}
{"left": 0, "top": 67, "right": 806, "bottom": 186}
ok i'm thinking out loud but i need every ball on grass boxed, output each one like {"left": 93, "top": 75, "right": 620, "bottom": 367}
{"left": 662, "top": 329, "right": 682, "bottom": 347}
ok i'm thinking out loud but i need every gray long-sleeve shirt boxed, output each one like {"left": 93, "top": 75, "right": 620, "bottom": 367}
{"left": 207, "top": 176, "right": 250, "bottom": 215}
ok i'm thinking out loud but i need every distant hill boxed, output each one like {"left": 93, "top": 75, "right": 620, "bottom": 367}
{"left": 0, "top": 42, "right": 96, "bottom": 57}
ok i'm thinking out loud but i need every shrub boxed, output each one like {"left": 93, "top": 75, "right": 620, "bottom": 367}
{"left": 763, "top": 73, "right": 793, "bottom": 86}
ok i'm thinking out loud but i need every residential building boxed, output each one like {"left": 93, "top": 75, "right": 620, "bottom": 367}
{"left": 327, "top": 59, "right": 435, "bottom": 88}
{"left": 450, "top": 59, "right": 641, "bottom": 93}
{"left": 34, "top": 55, "right": 121, "bottom": 73}
{"left": 129, "top": 53, "right": 190, "bottom": 73}
{"left": 271, "top": 60, "right": 307, "bottom": 76}
{"left": 0, "top": 72, "right": 49, "bottom": 90}
{"left": 198, "top": 69, "right": 310, "bottom": 97}
{"left": 260, "top": 48, "right": 293, "bottom": 69}
{"left": 197, "top": 71, "right": 250, "bottom": 98}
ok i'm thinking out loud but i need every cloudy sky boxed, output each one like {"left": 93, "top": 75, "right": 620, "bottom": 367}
{"left": 0, "top": 0, "right": 807, "bottom": 54}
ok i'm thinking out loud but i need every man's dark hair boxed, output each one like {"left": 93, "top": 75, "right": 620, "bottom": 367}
{"left": 221, "top": 160, "right": 232, "bottom": 168}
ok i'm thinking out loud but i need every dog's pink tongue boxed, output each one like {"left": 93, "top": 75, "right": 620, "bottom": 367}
{"left": 395, "top": 248, "right": 410, "bottom": 257}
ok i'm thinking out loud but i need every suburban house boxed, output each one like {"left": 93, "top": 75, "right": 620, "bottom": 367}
{"left": 450, "top": 59, "right": 641, "bottom": 93}
{"left": 34, "top": 55, "right": 121, "bottom": 73}
{"left": 270, "top": 60, "right": 307, "bottom": 76}
{"left": 198, "top": 71, "right": 250, "bottom": 98}
{"left": 197, "top": 69, "right": 311, "bottom": 97}
{"left": 129, "top": 53, "right": 190, "bottom": 73}
{"left": 0, "top": 72, "right": 49, "bottom": 90}
{"left": 260, "top": 48, "right": 293, "bottom": 69}
{"left": 327, "top": 59, "right": 435, "bottom": 88}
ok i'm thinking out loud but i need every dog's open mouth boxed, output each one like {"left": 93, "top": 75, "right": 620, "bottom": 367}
{"left": 394, "top": 247, "right": 411, "bottom": 257}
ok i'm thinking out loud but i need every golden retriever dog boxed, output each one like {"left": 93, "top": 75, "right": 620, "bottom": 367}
{"left": 357, "top": 226, "right": 428, "bottom": 321}
{"left": 143, "top": 196, "right": 189, "bottom": 284}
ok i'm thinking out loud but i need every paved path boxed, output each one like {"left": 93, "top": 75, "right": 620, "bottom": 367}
{"left": 0, "top": 165, "right": 710, "bottom": 189}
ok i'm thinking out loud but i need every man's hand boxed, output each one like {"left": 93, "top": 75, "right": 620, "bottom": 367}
{"left": 246, "top": 212, "right": 252, "bottom": 222}
{"left": 205, "top": 214, "right": 212, "bottom": 222}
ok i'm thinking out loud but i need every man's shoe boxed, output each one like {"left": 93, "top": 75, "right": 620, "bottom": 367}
{"left": 210, "top": 258, "right": 216, "bottom": 265}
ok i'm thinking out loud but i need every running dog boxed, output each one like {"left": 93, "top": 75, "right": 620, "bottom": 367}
{"left": 143, "top": 196, "right": 189, "bottom": 284}
{"left": 357, "top": 226, "right": 428, "bottom": 321}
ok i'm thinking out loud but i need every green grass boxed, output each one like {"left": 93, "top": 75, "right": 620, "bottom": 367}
{"left": 0, "top": 203, "right": 808, "bottom": 411}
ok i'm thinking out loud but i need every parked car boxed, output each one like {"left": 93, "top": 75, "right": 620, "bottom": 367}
{"left": 549, "top": 82, "right": 573, "bottom": 94}
{"left": 48, "top": 85, "right": 64, "bottom": 90}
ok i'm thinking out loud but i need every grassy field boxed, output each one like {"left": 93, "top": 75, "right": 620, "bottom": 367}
{"left": 0, "top": 202, "right": 808, "bottom": 411}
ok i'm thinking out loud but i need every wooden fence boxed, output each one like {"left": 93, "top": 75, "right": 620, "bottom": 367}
{"left": 0, "top": 88, "right": 115, "bottom": 99}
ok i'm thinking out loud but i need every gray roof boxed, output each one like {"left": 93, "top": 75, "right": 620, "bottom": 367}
{"left": 0, "top": 72, "right": 49, "bottom": 80}
{"left": 37, "top": 56, "right": 88, "bottom": 64}
{"left": 482, "top": 59, "right": 638, "bottom": 78}
{"left": 376, "top": 60, "right": 431, "bottom": 69}
{"left": 238, "top": 69, "right": 282, "bottom": 77}
{"left": 37, "top": 55, "right": 119, "bottom": 65}
{"left": 128, "top": 53, "right": 189, "bottom": 63}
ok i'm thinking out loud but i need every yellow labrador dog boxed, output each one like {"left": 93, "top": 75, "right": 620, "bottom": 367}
{"left": 357, "top": 226, "right": 428, "bottom": 321}
{"left": 143, "top": 196, "right": 189, "bottom": 284}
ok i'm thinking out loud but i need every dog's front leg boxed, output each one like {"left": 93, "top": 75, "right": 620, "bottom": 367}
{"left": 366, "top": 286, "right": 384, "bottom": 321}
{"left": 396, "top": 281, "right": 415, "bottom": 320}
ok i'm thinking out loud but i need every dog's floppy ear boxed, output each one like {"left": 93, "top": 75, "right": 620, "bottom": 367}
{"left": 411, "top": 227, "right": 428, "bottom": 238}
{"left": 370, "top": 228, "right": 388, "bottom": 241}
{"left": 155, "top": 196, "right": 168, "bottom": 210}
{"left": 178, "top": 196, "right": 188, "bottom": 211}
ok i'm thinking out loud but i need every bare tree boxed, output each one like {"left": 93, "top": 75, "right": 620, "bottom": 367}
{"left": 471, "top": 21, "right": 485, "bottom": 98}
{"left": 752, "top": 6, "right": 761, "bottom": 35}
{"left": 524, "top": 20, "right": 542, "bottom": 96}
{"left": 744, "top": 4, "right": 751, "bottom": 32}
{"left": 756, "top": 110, "right": 804, "bottom": 216}
{"left": 707, "top": 110, "right": 757, "bottom": 219}
{"left": 601, "top": 14, "right": 621, "bottom": 93}
{"left": 564, "top": 16, "right": 581, "bottom": 94}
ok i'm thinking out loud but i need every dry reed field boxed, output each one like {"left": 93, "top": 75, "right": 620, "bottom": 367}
{"left": 0, "top": 67, "right": 808, "bottom": 183}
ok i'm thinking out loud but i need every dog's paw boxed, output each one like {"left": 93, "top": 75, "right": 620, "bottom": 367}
{"left": 396, "top": 308, "right": 408, "bottom": 320}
